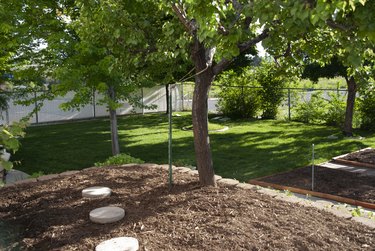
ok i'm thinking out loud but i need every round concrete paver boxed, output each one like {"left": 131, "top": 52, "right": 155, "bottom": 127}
{"left": 82, "top": 186, "right": 112, "bottom": 198}
{"left": 90, "top": 206, "right": 125, "bottom": 224}
{"left": 96, "top": 237, "right": 139, "bottom": 251}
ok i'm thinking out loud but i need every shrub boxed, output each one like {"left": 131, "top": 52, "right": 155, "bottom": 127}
{"left": 256, "top": 63, "right": 286, "bottom": 119}
{"left": 293, "top": 91, "right": 326, "bottom": 124}
{"left": 216, "top": 69, "right": 261, "bottom": 119}
{"left": 216, "top": 62, "right": 285, "bottom": 119}
{"left": 95, "top": 153, "right": 144, "bottom": 167}
{"left": 358, "top": 85, "right": 375, "bottom": 130}
{"left": 293, "top": 91, "right": 349, "bottom": 127}
{"left": 324, "top": 92, "right": 346, "bottom": 127}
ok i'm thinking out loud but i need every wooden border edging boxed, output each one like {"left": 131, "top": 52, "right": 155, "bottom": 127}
{"left": 332, "top": 158, "right": 375, "bottom": 169}
{"left": 248, "top": 179, "right": 375, "bottom": 210}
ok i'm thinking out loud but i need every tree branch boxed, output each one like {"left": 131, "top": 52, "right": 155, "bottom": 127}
{"left": 213, "top": 28, "right": 269, "bottom": 75}
{"left": 326, "top": 19, "right": 353, "bottom": 32}
{"left": 238, "top": 28, "right": 269, "bottom": 53}
{"left": 171, "top": 3, "right": 195, "bottom": 34}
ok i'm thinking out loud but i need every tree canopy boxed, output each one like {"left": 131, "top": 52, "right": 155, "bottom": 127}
{"left": 3, "top": 0, "right": 375, "bottom": 185}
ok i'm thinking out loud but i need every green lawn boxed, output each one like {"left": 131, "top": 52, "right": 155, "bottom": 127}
{"left": 12, "top": 112, "right": 375, "bottom": 181}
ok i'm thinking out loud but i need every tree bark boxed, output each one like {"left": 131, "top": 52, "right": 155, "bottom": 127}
{"left": 343, "top": 76, "right": 357, "bottom": 137}
{"left": 191, "top": 39, "right": 216, "bottom": 187}
{"left": 108, "top": 85, "right": 120, "bottom": 155}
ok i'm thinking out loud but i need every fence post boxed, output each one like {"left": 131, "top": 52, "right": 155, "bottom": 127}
{"left": 241, "top": 85, "right": 244, "bottom": 114}
{"left": 288, "top": 88, "right": 291, "bottom": 120}
{"left": 5, "top": 106, "right": 9, "bottom": 124}
{"left": 92, "top": 88, "right": 96, "bottom": 118}
{"left": 141, "top": 88, "right": 144, "bottom": 115}
{"left": 181, "top": 83, "right": 184, "bottom": 111}
{"left": 34, "top": 91, "right": 39, "bottom": 124}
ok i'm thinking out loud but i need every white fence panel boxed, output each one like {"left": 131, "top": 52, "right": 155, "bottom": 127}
{"left": 38, "top": 92, "right": 94, "bottom": 123}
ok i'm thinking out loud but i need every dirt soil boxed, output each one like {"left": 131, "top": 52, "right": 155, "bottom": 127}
{"left": 0, "top": 165, "right": 374, "bottom": 251}
{"left": 341, "top": 148, "right": 375, "bottom": 165}
{"left": 259, "top": 166, "right": 375, "bottom": 204}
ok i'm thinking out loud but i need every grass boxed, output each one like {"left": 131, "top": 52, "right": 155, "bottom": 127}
{"left": 12, "top": 112, "right": 375, "bottom": 182}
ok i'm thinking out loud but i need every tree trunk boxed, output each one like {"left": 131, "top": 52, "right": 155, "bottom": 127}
{"left": 165, "top": 84, "right": 169, "bottom": 114}
{"left": 343, "top": 76, "right": 357, "bottom": 137}
{"left": 191, "top": 39, "right": 216, "bottom": 187}
{"left": 108, "top": 85, "right": 120, "bottom": 155}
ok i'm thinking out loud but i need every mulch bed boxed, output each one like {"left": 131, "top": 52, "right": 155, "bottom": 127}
{"left": 258, "top": 166, "right": 375, "bottom": 204}
{"left": 0, "top": 165, "right": 374, "bottom": 250}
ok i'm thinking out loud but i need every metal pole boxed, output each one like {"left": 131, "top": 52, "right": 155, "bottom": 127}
{"left": 168, "top": 84, "right": 173, "bottom": 190}
{"left": 311, "top": 144, "right": 315, "bottom": 191}
{"left": 141, "top": 88, "right": 144, "bottom": 115}
{"left": 5, "top": 107, "right": 9, "bottom": 124}
{"left": 181, "top": 83, "right": 184, "bottom": 111}
{"left": 241, "top": 85, "right": 244, "bottom": 114}
{"left": 92, "top": 88, "right": 96, "bottom": 118}
{"left": 34, "top": 91, "right": 39, "bottom": 124}
{"left": 288, "top": 88, "right": 291, "bottom": 120}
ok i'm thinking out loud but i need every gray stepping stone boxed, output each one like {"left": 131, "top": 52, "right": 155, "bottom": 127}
{"left": 96, "top": 237, "right": 139, "bottom": 251}
{"left": 90, "top": 206, "right": 125, "bottom": 224}
{"left": 82, "top": 187, "right": 112, "bottom": 198}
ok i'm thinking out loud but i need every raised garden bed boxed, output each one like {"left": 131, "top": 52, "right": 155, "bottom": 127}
{"left": 0, "top": 165, "right": 374, "bottom": 250}
{"left": 251, "top": 165, "right": 375, "bottom": 209}
{"left": 333, "top": 148, "right": 375, "bottom": 168}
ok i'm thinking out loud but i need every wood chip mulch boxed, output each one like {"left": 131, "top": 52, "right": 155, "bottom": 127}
{"left": 0, "top": 165, "right": 374, "bottom": 250}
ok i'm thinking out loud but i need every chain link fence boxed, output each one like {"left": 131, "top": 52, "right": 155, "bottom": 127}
{"left": 1, "top": 83, "right": 348, "bottom": 125}
{"left": 180, "top": 82, "right": 348, "bottom": 119}
{"left": 1, "top": 85, "right": 184, "bottom": 125}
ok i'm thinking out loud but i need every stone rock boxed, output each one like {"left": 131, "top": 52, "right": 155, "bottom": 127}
{"left": 188, "top": 170, "right": 199, "bottom": 176}
{"left": 83, "top": 166, "right": 100, "bottom": 171}
{"left": 37, "top": 174, "right": 60, "bottom": 182}
{"left": 90, "top": 206, "right": 125, "bottom": 224}
{"left": 138, "top": 163, "right": 159, "bottom": 169}
{"left": 159, "top": 164, "right": 176, "bottom": 171}
{"left": 119, "top": 164, "right": 138, "bottom": 168}
{"left": 175, "top": 167, "right": 191, "bottom": 173}
{"left": 13, "top": 178, "right": 37, "bottom": 185}
{"left": 5, "top": 170, "right": 30, "bottom": 184}
{"left": 96, "top": 237, "right": 139, "bottom": 251}
{"left": 82, "top": 186, "right": 112, "bottom": 198}
{"left": 217, "top": 178, "right": 239, "bottom": 186}
{"left": 59, "top": 170, "right": 80, "bottom": 176}
{"left": 236, "top": 183, "right": 256, "bottom": 190}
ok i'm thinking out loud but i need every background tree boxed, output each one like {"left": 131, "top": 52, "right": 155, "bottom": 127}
{"left": 254, "top": 0, "right": 375, "bottom": 136}
{"left": 301, "top": 57, "right": 355, "bottom": 132}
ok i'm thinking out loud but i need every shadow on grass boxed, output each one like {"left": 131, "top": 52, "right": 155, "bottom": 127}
{"left": 13, "top": 113, "right": 373, "bottom": 182}
{"left": 123, "top": 121, "right": 368, "bottom": 182}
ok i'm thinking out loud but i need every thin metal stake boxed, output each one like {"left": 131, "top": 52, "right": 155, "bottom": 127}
{"left": 168, "top": 84, "right": 173, "bottom": 190}
{"left": 311, "top": 144, "right": 315, "bottom": 191}
{"left": 34, "top": 91, "right": 39, "bottom": 124}
{"left": 288, "top": 88, "right": 291, "bottom": 120}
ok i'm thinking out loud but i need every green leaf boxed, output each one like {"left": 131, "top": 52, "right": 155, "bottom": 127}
{"left": 0, "top": 160, "right": 13, "bottom": 171}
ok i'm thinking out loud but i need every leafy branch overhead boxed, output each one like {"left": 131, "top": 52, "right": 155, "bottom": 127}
{"left": 170, "top": 1, "right": 269, "bottom": 75}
